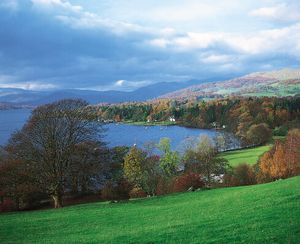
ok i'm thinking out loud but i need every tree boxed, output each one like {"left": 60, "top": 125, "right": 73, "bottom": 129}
{"left": 183, "top": 135, "right": 229, "bottom": 184}
{"left": 7, "top": 99, "right": 104, "bottom": 208}
{"left": 285, "top": 129, "right": 300, "bottom": 176}
{"left": 214, "top": 135, "right": 226, "bottom": 152}
{"left": 0, "top": 157, "right": 38, "bottom": 210}
{"left": 258, "top": 129, "right": 300, "bottom": 182}
{"left": 110, "top": 146, "right": 130, "bottom": 182}
{"left": 141, "top": 155, "right": 161, "bottom": 196}
{"left": 246, "top": 123, "right": 272, "bottom": 146}
{"left": 157, "top": 138, "right": 180, "bottom": 177}
{"left": 123, "top": 146, "right": 146, "bottom": 187}
{"left": 70, "top": 141, "right": 109, "bottom": 195}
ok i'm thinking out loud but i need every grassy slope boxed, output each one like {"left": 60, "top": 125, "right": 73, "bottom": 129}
{"left": 221, "top": 145, "right": 271, "bottom": 167}
{"left": 1, "top": 176, "right": 299, "bottom": 243}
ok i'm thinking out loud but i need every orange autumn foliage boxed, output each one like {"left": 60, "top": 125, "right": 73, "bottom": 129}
{"left": 258, "top": 129, "right": 300, "bottom": 181}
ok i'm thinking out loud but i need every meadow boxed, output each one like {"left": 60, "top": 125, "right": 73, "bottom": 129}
{"left": 1, "top": 176, "right": 299, "bottom": 243}
{"left": 221, "top": 145, "right": 271, "bottom": 167}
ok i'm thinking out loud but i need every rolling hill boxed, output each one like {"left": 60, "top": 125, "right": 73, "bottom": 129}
{"left": 0, "top": 176, "right": 299, "bottom": 243}
{"left": 160, "top": 68, "right": 300, "bottom": 100}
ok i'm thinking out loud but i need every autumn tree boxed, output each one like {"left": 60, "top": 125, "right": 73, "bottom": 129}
{"left": 123, "top": 146, "right": 146, "bottom": 187}
{"left": 285, "top": 129, "right": 300, "bottom": 176}
{"left": 258, "top": 129, "right": 300, "bottom": 181}
{"left": 173, "top": 172, "right": 205, "bottom": 192}
{"left": 7, "top": 99, "right": 104, "bottom": 208}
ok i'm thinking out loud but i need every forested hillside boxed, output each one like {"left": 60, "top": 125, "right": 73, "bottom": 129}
{"left": 95, "top": 96, "right": 300, "bottom": 145}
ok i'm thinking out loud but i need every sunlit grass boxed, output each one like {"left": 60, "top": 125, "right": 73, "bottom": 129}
{"left": 0, "top": 176, "right": 299, "bottom": 243}
{"left": 220, "top": 145, "right": 271, "bottom": 167}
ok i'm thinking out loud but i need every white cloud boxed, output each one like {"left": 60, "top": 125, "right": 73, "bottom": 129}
{"left": 0, "top": 81, "right": 57, "bottom": 90}
{"left": 201, "top": 54, "right": 232, "bottom": 64}
{"left": 148, "top": 22, "right": 300, "bottom": 57}
{"left": 149, "top": 2, "right": 219, "bottom": 22}
{"left": 115, "top": 80, "right": 125, "bottom": 86}
{"left": 31, "top": 0, "right": 82, "bottom": 12}
{"left": 250, "top": 3, "right": 300, "bottom": 23}
{"left": 88, "top": 80, "right": 153, "bottom": 91}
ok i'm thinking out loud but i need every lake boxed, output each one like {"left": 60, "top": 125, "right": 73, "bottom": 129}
{"left": 0, "top": 109, "right": 233, "bottom": 150}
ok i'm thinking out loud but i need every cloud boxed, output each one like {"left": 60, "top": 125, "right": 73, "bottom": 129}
{"left": 148, "top": 23, "right": 300, "bottom": 57}
{"left": 250, "top": 3, "right": 300, "bottom": 23}
{"left": 0, "top": 0, "right": 299, "bottom": 92}
{"left": 201, "top": 54, "right": 232, "bottom": 64}
{"left": 32, "top": 0, "right": 82, "bottom": 12}
{"left": 115, "top": 80, "right": 125, "bottom": 86}
{"left": 0, "top": 81, "right": 57, "bottom": 90}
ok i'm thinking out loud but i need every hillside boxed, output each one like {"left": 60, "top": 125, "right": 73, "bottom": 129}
{"left": 160, "top": 68, "right": 300, "bottom": 100}
{"left": 1, "top": 176, "right": 299, "bottom": 243}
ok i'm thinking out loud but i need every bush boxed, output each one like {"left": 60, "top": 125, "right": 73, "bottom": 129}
{"left": 246, "top": 123, "right": 272, "bottom": 146}
{"left": 173, "top": 172, "right": 205, "bottom": 192}
{"left": 0, "top": 198, "right": 15, "bottom": 212}
{"left": 156, "top": 177, "right": 173, "bottom": 196}
{"left": 224, "top": 164, "right": 256, "bottom": 187}
{"left": 101, "top": 179, "right": 131, "bottom": 201}
{"left": 273, "top": 125, "right": 288, "bottom": 136}
{"left": 129, "top": 187, "right": 147, "bottom": 199}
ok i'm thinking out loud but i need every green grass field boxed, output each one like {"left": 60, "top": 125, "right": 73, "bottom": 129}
{"left": 1, "top": 176, "right": 299, "bottom": 243}
{"left": 221, "top": 145, "right": 271, "bottom": 167}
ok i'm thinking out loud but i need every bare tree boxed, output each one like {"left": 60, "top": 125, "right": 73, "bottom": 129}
{"left": 70, "top": 141, "right": 109, "bottom": 195}
{"left": 7, "top": 99, "right": 104, "bottom": 208}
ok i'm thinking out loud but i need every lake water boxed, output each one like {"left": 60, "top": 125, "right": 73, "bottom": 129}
{"left": 104, "top": 123, "right": 220, "bottom": 151}
{"left": 0, "top": 109, "right": 32, "bottom": 145}
{"left": 0, "top": 109, "right": 229, "bottom": 150}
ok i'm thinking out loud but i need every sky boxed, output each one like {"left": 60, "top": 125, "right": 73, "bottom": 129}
{"left": 0, "top": 0, "right": 300, "bottom": 91}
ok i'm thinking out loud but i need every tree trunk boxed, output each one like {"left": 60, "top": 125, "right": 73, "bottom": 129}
{"left": 52, "top": 193, "right": 63, "bottom": 208}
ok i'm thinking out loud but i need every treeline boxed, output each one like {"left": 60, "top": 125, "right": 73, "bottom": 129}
{"left": 96, "top": 96, "right": 300, "bottom": 145}
{"left": 0, "top": 97, "right": 230, "bottom": 211}
{"left": 0, "top": 99, "right": 299, "bottom": 212}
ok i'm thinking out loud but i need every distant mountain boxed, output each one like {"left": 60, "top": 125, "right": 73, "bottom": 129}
{"left": 0, "top": 102, "right": 33, "bottom": 110}
{"left": 0, "top": 79, "right": 210, "bottom": 106}
{"left": 159, "top": 68, "right": 300, "bottom": 100}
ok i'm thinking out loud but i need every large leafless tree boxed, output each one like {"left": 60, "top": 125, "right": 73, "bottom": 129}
{"left": 8, "top": 99, "right": 105, "bottom": 208}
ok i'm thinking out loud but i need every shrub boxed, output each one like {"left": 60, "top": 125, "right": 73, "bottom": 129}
{"left": 246, "top": 123, "right": 272, "bottom": 146}
{"left": 224, "top": 164, "right": 256, "bottom": 187}
{"left": 129, "top": 187, "right": 147, "bottom": 199}
{"left": 0, "top": 198, "right": 15, "bottom": 212}
{"left": 156, "top": 177, "right": 173, "bottom": 196}
{"left": 101, "top": 179, "right": 131, "bottom": 201}
{"left": 273, "top": 125, "right": 288, "bottom": 136}
{"left": 173, "top": 172, "right": 205, "bottom": 192}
